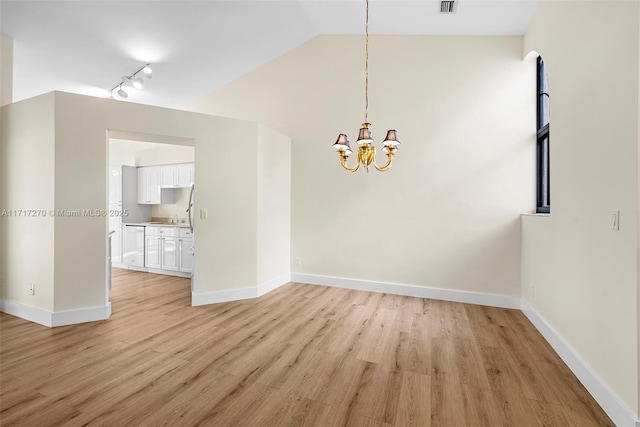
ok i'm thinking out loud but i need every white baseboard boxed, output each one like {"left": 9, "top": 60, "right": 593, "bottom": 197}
{"left": 0, "top": 299, "right": 52, "bottom": 326}
{"left": 191, "top": 286, "right": 257, "bottom": 306}
{"left": 191, "top": 273, "right": 290, "bottom": 306}
{"left": 521, "top": 299, "right": 639, "bottom": 427}
{"left": 51, "top": 303, "right": 111, "bottom": 327}
{"left": 0, "top": 299, "right": 111, "bottom": 328}
{"left": 257, "top": 273, "right": 291, "bottom": 296}
{"left": 290, "top": 273, "right": 521, "bottom": 309}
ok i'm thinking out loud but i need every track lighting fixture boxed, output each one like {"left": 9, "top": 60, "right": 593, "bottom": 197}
{"left": 117, "top": 84, "right": 128, "bottom": 98}
{"left": 109, "top": 64, "right": 153, "bottom": 99}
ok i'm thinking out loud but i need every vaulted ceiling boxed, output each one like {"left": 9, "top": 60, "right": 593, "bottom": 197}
{"left": 1, "top": 1, "right": 539, "bottom": 110}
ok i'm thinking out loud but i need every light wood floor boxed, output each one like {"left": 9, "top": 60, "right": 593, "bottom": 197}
{"left": 1, "top": 268, "right": 613, "bottom": 426}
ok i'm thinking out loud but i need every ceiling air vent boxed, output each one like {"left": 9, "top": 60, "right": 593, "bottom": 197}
{"left": 440, "top": 0, "right": 457, "bottom": 14}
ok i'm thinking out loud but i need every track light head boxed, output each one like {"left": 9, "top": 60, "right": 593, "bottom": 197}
{"left": 132, "top": 76, "right": 144, "bottom": 89}
{"left": 117, "top": 84, "right": 128, "bottom": 98}
{"left": 142, "top": 64, "right": 153, "bottom": 79}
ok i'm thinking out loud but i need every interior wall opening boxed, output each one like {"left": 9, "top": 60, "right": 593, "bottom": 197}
{"left": 106, "top": 131, "right": 196, "bottom": 313}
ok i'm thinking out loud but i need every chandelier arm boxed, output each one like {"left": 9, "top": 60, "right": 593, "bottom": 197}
{"left": 373, "top": 152, "right": 394, "bottom": 172}
{"left": 340, "top": 154, "right": 361, "bottom": 172}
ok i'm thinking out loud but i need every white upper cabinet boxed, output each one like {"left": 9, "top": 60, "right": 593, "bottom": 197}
{"left": 138, "top": 166, "right": 174, "bottom": 204}
{"left": 160, "top": 165, "right": 176, "bottom": 187}
{"left": 160, "top": 163, "right": 194, "bottom": 188}
{"left": 176, "top": 163, "right": 194, "bottom": 187}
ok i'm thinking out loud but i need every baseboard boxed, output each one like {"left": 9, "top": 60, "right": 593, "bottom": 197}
{"left": 521, "top": 299, "right": 639, "bottom": 427}
{"left": 257, "top": 273, "right": 291, "bottom": 296}
{"left": 0, "top": 299, "right": 52, "bottom": 327}
{"left": 51, "top": 303, "right": 112, "bottom": 327}
{"left": 191, "top": 286, "right": 257, "bottom": 306}
{"left": 191, "top": 273, "right": 290, "bottom": 306}
{"left": 290, "top": 273, "right": 521, "bottom": 309}
{"left": 0, "top": 299, "right": 111, "bottom": 328}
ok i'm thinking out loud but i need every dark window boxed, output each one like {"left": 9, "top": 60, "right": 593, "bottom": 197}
{"left": 536, "top": 56, "right": 550, "bottom": 213}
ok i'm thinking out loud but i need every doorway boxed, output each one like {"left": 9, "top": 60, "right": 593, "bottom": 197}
{"left": 106, "top": 132, "right": 195, "bottom": 311}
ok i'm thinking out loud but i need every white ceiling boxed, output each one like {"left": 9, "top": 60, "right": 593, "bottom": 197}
{"left": 1, "top": 1, "right": 539, "bottom": 110}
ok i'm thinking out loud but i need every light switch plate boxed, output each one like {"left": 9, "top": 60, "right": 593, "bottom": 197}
{"left": 200, "top": 209, "right": 208, "bottom": 219}
{"left": 611, "top": 210, "right": 619, "bottom": 230}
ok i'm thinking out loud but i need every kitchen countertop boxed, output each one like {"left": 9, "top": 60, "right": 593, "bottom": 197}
{"left": 123, "top": 222, "right": 189, "bottom": 228}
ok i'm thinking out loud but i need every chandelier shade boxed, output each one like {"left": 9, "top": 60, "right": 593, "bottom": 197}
{"left": 356, "top": 124, "right": 374, "bottom": 145}
{"left": 333, "top": 134, "right": 353, "bottom": 155}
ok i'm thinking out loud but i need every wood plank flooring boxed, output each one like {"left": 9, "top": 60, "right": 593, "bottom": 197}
{"left": 1, "top": 268, "right": 613, "bottom": 426}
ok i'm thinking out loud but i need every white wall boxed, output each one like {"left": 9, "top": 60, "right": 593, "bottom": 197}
{"left": 522, "top": 0, "right": 639, "bottom": 420}
{"left": 638, "top": 13, "right": 640, "bottom": 421}
{"left": 636, "top": 11, "right": 640, "bottom": 415}
{"left": 152, "top": 187, "right": 190, "bottom": 220}
{"left": 0, "top": 34, "right": 11, "bottom": 288}
{"left": 1, "top": 93, "right": 55, "bottom": 311}
{"left": 108, "top": 139, "right": 142, "bottom": 166}
{"left": 1, "top": 91, "right": 291, "bottom": 323}
{"left": 191, "top": 116, "right": 260, "bottom": 296}
{"left": 109, "top": 139, "right": 195, "bottom": 167}
{"left": 192, "top": 35, "right": 535, "bottom": 301}
{"left": 257, "top": 124, "right": 291, "bottom": 286}
{"left": 135, "top": 145, "right": 194, "bottom": 166}
{"left": 1, "top": 34, "right": 12, "bottom": 106}
{"left": 54, "top": 93, "right": 111, "bottom": 312}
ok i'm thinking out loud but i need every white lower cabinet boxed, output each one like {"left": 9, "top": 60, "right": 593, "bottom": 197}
{"left": 145, "top": 232, "right": 161, "bottom": 269}
{"left": 161, "top": 237, "right": 179, "bottom": 271}
{"left": 145, "top": 227, "right": 180, "bottom": 272}
{"left": 179, "top": 228, "right": 194, "bottom": 273}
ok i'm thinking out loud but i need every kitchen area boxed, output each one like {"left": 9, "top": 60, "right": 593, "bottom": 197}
{"left": 109, "top": 139, "right": 195, "bottom": 282}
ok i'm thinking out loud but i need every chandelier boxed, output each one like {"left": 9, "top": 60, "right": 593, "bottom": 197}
{"left": 332, "top": 0, "right": 400, "bottom": 172}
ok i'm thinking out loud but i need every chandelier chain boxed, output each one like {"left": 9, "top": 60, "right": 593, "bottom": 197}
{"left": 365, "top": 0, "right": 369, "bottom": 123}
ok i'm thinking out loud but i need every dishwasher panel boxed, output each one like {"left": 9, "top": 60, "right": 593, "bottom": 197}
{"left": 122, "top": 225, "right": 145, "bottom": 267}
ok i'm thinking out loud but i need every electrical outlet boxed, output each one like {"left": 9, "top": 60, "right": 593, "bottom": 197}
{"left": 295, "top": 257, "right": 302, "bottom": 266}
{"left": 29, "top": 284, "right": 35, "bottom": 296}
